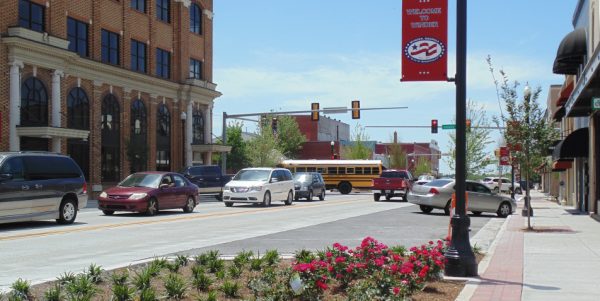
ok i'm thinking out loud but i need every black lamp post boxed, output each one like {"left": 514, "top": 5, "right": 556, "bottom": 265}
{"left": 330, "top": 141, "right": 335, "bottom": 159}
{"left": 521, "top": 84, "right": 533, "bottom": 227}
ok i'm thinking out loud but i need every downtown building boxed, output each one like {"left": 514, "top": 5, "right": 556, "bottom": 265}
{"left": 0, "top": 0, "right": 227, "bottom": 197}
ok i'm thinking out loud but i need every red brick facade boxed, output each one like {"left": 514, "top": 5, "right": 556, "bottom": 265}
{"left": 0, "top": 0, "right": 219, "bottom": 197}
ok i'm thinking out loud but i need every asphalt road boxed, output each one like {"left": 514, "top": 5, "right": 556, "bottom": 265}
{"left": 0, "top": 192, "right": 497, "bottom": 289}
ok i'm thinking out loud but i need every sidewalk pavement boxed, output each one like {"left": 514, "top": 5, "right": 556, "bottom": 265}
{"left": 457, "top": 190, "right": 600, "bottom": 301}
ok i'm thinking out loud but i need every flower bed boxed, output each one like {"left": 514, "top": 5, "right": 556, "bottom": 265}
{"left": 5, "top": 237, "right": 459, "bottom": 301}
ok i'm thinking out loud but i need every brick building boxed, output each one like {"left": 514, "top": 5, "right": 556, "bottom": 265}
{"left": 374, "top": 138, "right": 441, "bottom": 176}
{"left": 0, "top": 0, "right": 226, "bottom": 196}
{"left": 293, "top": 115, "right": 349, "bottom": 159}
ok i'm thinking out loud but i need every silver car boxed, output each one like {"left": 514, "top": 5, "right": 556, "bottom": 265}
{"left": 408, "top": 179, "right": 516, "bottom": 218}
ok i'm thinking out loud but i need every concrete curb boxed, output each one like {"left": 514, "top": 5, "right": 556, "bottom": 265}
{"left": 453, "top": 213, "right": 512, "bottom": 301}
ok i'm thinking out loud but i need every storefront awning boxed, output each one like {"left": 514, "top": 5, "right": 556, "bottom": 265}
{"left": 16, "top": 126, "right": 89, "bottom": 139}
{"left": 552, "top": 127, "right": 589, "bottom": 160}
{"left": 552, "top": 106, "right": 566, "bottom": 122}
{"left": 553, "top": 28, "right": 587, "bottom": 75}
{"left": 556, "top": 78, "right": 574, "bottom": 106}
{"left": 552, "top": 159, "right": 573, "bottom": 172}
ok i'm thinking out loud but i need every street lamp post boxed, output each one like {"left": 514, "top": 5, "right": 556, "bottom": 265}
{"left": 330, "top": 141, "right": 335, "bottom": 159}
{"left": 180, "top": 111, "right": 187, "bottom": 169}
{"left": 521, "top": 84, "right": 533, "bottom": 228}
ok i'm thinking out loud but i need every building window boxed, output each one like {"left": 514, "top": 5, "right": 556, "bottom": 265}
{"left": 156, "top": 48, "right": 170, "bottom": 79}
{"left": 131, "top": 40, "right": 147, "bottom": 73}
{"left": 67, "top": 87, "right": 90, "bottom": 130}
{"left": 156, "top": 103, "right": 171, "bottom": 171}
{"left": 130, "top": 0, "right": 145, "bottom": 13}
{"left": 130, "top": 99, "right": 147, "bottom": 173}
{"left": 189, "top": 59, "right": 202, "bottom": 79}
{"left": 67, "top": 18, "right": 89, "bottom": 57}
{"left": 190, "top": 3, "right": 202, "bottom": 34}
{"left": 156, "top": 0, "right": 170, "bottom": 23}
{"left": 192, "top": 106, "right": 204, "bottom": 144}
{"left": 101, "top": 30, "right": 120, "bottom": 65}
{"left": 102, "top": 94, "right": 120, "bottom": 182}
{"left": 20, "top": 77, "right": 48, "bottom": 126}
{"left": 19, "top": 0, "right": 45, "bottom": 32}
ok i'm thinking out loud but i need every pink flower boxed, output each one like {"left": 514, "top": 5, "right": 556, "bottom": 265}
{"left": 315, "top": 280, "right": 328, "bottom": 290}
{"left": 374, "top": 257, "right": 385, "bottom": 267}
{"left": 419, "top": 265, "right": 430, "bottom": 278}
{"left": 335, "top": 256, "right": 346, "bottom": 264}
{"left": 393, "top": 287, "right": 400, "bottom": 295}
{"left": 400, "top": 262, "right": 414, "bottom": 274}
{"left": 326, "top": 251, "right": 333, "bottom": 258}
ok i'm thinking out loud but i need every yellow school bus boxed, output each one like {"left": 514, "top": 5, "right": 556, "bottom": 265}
{"left": 278, "top": 160, "right": 383, "bottom": 194}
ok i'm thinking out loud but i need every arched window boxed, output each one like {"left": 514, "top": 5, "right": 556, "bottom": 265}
{"left": 130, "top": 99, "right": 147, "bottom": 172}
{"left": 156, "top": 103, "right": 171, "bottom": 171}
{"left": 67, "top": 87, "right": 90, "bottom": 130}
{"left": 192, "top": 106, "right": 204, "bottom": 144}
{"left": 190, "top": 3, "right": 202, "bottom": 34}
{"left": 20, "top": 77, "right": 48, "bottom": 126}
{"left": 101, "top": 94, "right": 120, "bottom": 182}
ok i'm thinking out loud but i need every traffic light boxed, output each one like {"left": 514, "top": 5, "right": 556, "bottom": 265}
{"left": 431, "top": 119, "right": 438, "bottom": 134}
{"left": 351, "top": 100, "right": 360, "bottom": 119}
{"left": 466, "top": 119, "right": 471, "bottom": 132}
{"left": 271, "top": 117, "right": 278, "bottom": 135}
{"left": 311, "top": 103, "right": 319, "bottom": 121}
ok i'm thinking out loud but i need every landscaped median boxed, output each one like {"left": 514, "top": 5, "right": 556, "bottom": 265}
{"left": 2, "top": 237, "right": 474, "bottom": 301}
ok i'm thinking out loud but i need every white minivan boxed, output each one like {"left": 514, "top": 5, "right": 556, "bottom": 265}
{"left": 222, "top": 168, "right": 294, "bottom": 207}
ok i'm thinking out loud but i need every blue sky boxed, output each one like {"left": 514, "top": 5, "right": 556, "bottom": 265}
{"left": 212, "top": 1, "right": 576, "bottom": 173}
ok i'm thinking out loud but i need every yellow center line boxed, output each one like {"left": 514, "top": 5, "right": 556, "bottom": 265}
{"left": 0, "top": 198, "right": 365, "bottom": 241}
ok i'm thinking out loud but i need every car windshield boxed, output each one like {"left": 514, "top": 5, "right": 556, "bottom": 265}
{"left": 118, "top": 173, "right": 162, "bottom": 188}
{"left": 293, "top": 173, "right": 311, "bottom": 182}
{"left": 418, "top": 175, "right": 433, "bottom": 181}
{"left": 426, "top": 179, "right": 453, "bottom": 187}
{"left": 233, "top": 170, "right": 270, "bottom": 181}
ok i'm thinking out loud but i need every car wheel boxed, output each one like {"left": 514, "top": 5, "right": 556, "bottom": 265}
{"left": 285, "top": 191, "right": 293, "bottom": 205}
{"left": 402, "top": 189, "right": 409, "bottom": 202}
{"left": 224, "top": 202, "right": 233, "bottom": 207}
{"left": 102, "top": 210, "right": 115, "bottom": 216}
{"left": 319, "top": 189, "right": 325, "bottom": 201}
{"left": 263, "top": 191, "right": 271, "bottom": 207}
{"left": 472, "top": 211, "right": 482, "bottom": 216}
{"left": 294, "top": 193, "right": 299, "bottom": 201}
{"left": 385, "top": 194, "right": 392, "bottom": 201}
{"left": 497, "top": 202, "right": 512, "bottom": 218}
{"left": 420, "top": 205, "right": 433, "bottom": 214}
{"left": 338, "top": 182, "right": 352, "bottom": 194}
{"left": 493, "top": 187, "right": 500, "bottom": 193}
{"left": 183, "top": 197, "right": 195, "bottom": 213}
{"left": 444, "top": 200, "right": 451, "bottom": 216}
{"left": 307, "top": 191, "right": 313, "bottom": 201}
{"left": 146, "top": 198, "right": 158, "bottom": 216}
{"left": 373, "top": 193, "right": 381, "bottom": 202}
{"left": 57, "top": 198, "right": 77, "bottom": 224}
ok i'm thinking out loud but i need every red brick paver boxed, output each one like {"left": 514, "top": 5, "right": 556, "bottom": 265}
{"left": 470, "top": 214, "right": 524, "bottom": 301}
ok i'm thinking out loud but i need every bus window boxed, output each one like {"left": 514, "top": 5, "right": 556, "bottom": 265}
{"left": 307, "top": 167, "right": 316, "bottom": 172}
{"left": 328, "top": 167, "right": 338, "bottom": 174}
{"left": 317, "top": 167, "right": 326, "bottom": 174}
{"left": 355, "top": 167, "right": 363, "bottom": 174}
{"left": 371, "top": 167, "right": 380, "bottom": 175}
{"left": 296, "top": 167, "right": 306, "bottom": 172}
{"left": 338, "top": 168, "right": 346, "bottom": 175}
{"left": 363, "top": 167, "right": 371, "bottom": 174}
{"left": 346, "top": 167, "right": 355, "bottom": 174}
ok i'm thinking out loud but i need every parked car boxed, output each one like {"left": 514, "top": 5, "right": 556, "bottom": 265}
{"left": 223, "top": 168, "right": 294, "bottom": 207}
{"left": 416, "top": 174, "right": 435, "bottom": 185}
{"left": 293, "top": 172, "right": 326, "bottom": 201}
{"left": 408, "top": 179, "right": 516, "bottom": 218}
{"left": 482, "top": 177, "right": 521, "bottom": 194}
{"left": 181, "top": 165, "right": 232, "bottom": 200}
{"left": 97, "top": 172, "right": 199, "bottom": 216}
{"left": 372, "top": 169, "right": 414, "bottom": 202}
{"left": 0, "top": 152, "right": 88, "bottom": 224}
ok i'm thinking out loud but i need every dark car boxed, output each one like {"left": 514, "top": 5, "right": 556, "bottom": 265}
{"left": 98, "top": 172, "right": 199, "bottom": 216}
{"left": 293, "top": 172, "right": 326, "bottom": 201}
{"left": 0, "top": 152, "right": 88, "bottom": 225}
{"left": 181, "top": 165, "right": 232, "bottom": 200}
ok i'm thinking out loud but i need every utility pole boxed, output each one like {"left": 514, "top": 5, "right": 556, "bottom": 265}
{"left": 445, "top": 0, "right": 478, "bottom": 277}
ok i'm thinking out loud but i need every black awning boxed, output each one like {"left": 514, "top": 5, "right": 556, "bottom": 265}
{"left": 553, "top": 28, "right": 587, "bottom": 75}
{"left": 552, "top": 127, "right": 589, "bottom": 160}
{"left": 552, "top": 106, "right": 566, "bottom": 122}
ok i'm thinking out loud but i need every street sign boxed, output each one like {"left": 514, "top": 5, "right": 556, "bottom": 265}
{"left": 442, "top": 124, "right": 456, "bottom": 129}
{"left": 593, "top": 97, "right": 600, "bottom": 110}
{"left": 322, "top": 107, "right": 347, "bottom": 114}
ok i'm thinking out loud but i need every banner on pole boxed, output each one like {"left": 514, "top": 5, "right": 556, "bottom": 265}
{"left": 401, "top": 0, "right": 448, "bottom": 81}
{"left": 499, "top": 146, "right": 510, "bottom": 166}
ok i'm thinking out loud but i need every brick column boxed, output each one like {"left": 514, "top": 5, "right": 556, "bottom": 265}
{"left": 122, "top": 87, "right": 132, "bottom": 177}
{"left": 148, "top": 95, "right": 158, "bottom": 171}
{"left": 90, "top": 81, "right": 104, "bottom": 197}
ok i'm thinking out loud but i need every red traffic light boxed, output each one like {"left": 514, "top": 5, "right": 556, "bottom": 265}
{"left": 431, "top": 119, "right": 438, "bottom": 134}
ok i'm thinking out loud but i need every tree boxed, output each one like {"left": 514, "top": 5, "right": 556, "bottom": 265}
{"left": 246, "top": 122, "right": 284, "bottom": 167}
{"left": 217, "top": 122, "right": 248, "bottom": 171}
{"left": 388, "top": 142, "right": 407, "bottom": 169}
{"left": 342, "top": 124, "right": 372, "bottom": 159}
{"left": 413, "top": 157, "right": 431, "bottom": 177}
{"left": 445, "top": 99, "right": 494, "bottom": 178}
{"left": 274, "top": 115, "right": 306, "bottom": 158}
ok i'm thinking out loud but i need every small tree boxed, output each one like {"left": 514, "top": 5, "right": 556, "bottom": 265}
{"left": 342, "top": 124, "right": 371, "bottom": 159}
{"left": 388, "top": 142, "right": 407, "bottom": 169}
{"left": 222, "top": 122, "right": 249, "bottom": 171}
{"left": 275, "top": 115, "right": 306, "bottom": 158}
{"left": 246, "top": 122, "right": 284, "bottom": 167}
{"left": 413, "top": 157, "right": 431, "bottom": 177}
{"left": 445, "top": 99, "right": 494, "bottom": 178}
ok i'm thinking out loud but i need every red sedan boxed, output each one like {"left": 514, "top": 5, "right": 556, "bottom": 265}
{"left": 98, "top": 172, "right": 199, "bottom": 216}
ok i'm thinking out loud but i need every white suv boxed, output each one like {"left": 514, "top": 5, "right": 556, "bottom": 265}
{"left": 223, "top": 168, "right": 295, "bottom": 207}
{"left": 482, "top": 177, "right": 521, "bottom": 194}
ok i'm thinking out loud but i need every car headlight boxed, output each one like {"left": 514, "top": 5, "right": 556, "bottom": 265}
{"left": 249, "top": 186, "right": 263, "bottom": 192}
{"left": 301, "top": 186, "right": 308, "bottom": 190}
{"left": 223, "top": 186, "right": 230, "bottom": 192}
{"left": 99, "top": 191, "right": 107, "bottom": 198}
{"left": 129, "top": 193, "right": 148, "bottom": 200}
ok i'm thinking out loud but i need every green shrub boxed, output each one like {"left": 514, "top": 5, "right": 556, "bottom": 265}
{"left": 215, "top": 269, "right": 226, "bottom": 280}
{"left": 132, "top": 267, "right": 153, "bottom": 290}
{"left": 175, "top": 255, "right": 189, "bottom": 267}
{"left": 294, "top": 249, "right": 315, "bottom": 263}
{"left": 263, "top": 249, "right": 280, "bottom": 266}
{"left": 164, "top": 273, "right": 187, "bottom": 300}
{"left": 193, "top": 253, "right": 211, "bottom": 267}
{"left": 220, "top": 280, "right": 240, "bottom": 298}
{"left": 228, "top": 265, "right": 242, "bottom": 279}
{"left": 190, "top": 265, "right": 205, "bottom": 276}
{"left": 206, "top": 250, "right": 220, "bottom": 262}
{"left": 198, "top": 291, "right": 217, "bottom": 301}
{"left": 10, "top": 278, "right": 31, "bottom": 301}
{"left": 111, "top": 283, "right": 135, "bottom": 301}
{"left": 146, "top": 261, "right": 163, "bottom": 277}
{"left": 44, "top": 283, "right": 62, "bottom": 301}
{"left": 233, "top": 250, "right": 253, "bottom": 268}
{"left": 57, "top": 272, "right": 76, "bottom": 285}
{"left": 86, "top": 264, "right": 103, "bottom": 284}
{"left": 390, "top": 245, "right": 407, "bottom": 256}
{"left": 137, "top": 288, "right": 157, "bottom": 301}
{"left": 207, "top": 259, "right": 224, "bottom": 274}
{"left": 250, "top": 257, "right": 263, "bottom": 271}
{"left": 191, "top": 271, "right": 212, "bottom": 292}
{"left": 65, "top": 274, "right": 97, "bottom": 301}
{"left": 166, "top": 261, "right": 181, "bottom": 273}
{"left": 110, "top": 271, "right": 129, "bottom": 286}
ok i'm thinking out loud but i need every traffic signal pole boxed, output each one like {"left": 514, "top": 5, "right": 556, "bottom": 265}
{"left": 444, "top": 0, "right": 478, "bottom": 277}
